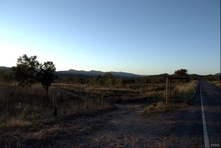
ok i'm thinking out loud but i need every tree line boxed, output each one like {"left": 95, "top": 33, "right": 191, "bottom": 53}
{"left": 1, "top": 56, "right": 219, "bottom": 90}
{"left": 60, "top": 69, "right": 220, "bottom": 86}
{"left": 1, "top": 54, "right": 57, "bottom": 98}
{"left": 60, "top": 69, "right": 199, "bottom": 86}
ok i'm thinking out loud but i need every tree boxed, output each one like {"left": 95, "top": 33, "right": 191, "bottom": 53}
{"left": 11, "top": 54, "right": 39, "bottom": 99}
{"left": 104, "top": 72, "right": 114, "bottom": 86}
{"left": 94, "top": 75, "right": 104, "bottom": 86}
{"left": 11, "top": 54, "right": 39, "bottom": 87}
{"left": 37, "top": 61, "right": 57, "bottom": 99}
{"left": 174, "top": 69, "right": 188, "bottom": 76}
{"left": 174, "top": 69, "right": 189, "bottom": 83}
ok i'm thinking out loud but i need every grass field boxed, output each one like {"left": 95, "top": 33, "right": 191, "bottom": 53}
{"left": 0, "top": 80, "right": 197, "bottom": 147}
{"left": 0, "top": 80, "right": 198, "bottom": 119}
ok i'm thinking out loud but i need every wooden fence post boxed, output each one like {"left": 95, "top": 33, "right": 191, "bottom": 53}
{"left": 169, "top": 78, "right": 171, "bottom": 102}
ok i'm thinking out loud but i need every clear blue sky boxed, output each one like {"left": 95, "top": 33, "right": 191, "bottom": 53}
{"left": 0, "top": 0, "right": 220, "bottom": 75}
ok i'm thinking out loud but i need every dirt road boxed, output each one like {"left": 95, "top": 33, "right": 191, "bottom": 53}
{"left": 75, "top": 104, "right": 179, "bottom": 148}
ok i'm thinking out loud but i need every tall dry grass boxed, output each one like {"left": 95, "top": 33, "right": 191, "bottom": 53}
{"left": 0, "top": 83, "right": 116, "bottom": 147}
{"left": 209, "top": 80, "right": 221, "bottom": 88}
{"left": 0, "top": 83, "right": 113, "bottom": 124}
{"left": 171, "top": 80, "right": 197, "bottom": 102}
{"left": 56, "top": 83, "right": 167, "bottom": 104}
{"left": 142, "top": 80, "right": 197, "bottom": 115}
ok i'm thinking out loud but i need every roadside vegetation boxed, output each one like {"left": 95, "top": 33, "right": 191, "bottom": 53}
{"left": 142, "top": 80, "right": 197, "bottom": 115}
{"left": 203, "top": 74, "right": 221, "bottom": 88}
{"left": 0, "top": 54, "right": 212, "bottom": 147}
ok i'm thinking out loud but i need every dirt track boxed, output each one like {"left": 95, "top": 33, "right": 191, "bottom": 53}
{"left": 70, "top": 104, "right": 179, "bottom": 148}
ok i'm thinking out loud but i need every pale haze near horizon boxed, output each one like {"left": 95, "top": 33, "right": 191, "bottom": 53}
{"left": 0, "top": 0, "right": 220, "bottom": 75}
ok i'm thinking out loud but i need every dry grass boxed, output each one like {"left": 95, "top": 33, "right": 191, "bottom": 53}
{"left": 0, "top": 83, "right": 115, "bottom": 121}
{"left": 0, "top": 106, "right": 115, "bottom": 147}
{"left": 171, "top": 80, "right": 197, "bottom": 103}
{"left": 0, "top": 90, "right": 114, "bottom": 147}
{"left": 174, "top": 80, "right": 196, "bottom": 93}
{"left": 0, "top": 80, "right": 197, "bottom": 147}
{"left": 142, "top": 81, "right": 197, "bottom": 115}
{"left": 209, "top": 80, "right": 221, "bottom": 88}
{"left": 55, "top": 83, "right": 167, "bottom": 105}
{"left": 142, "top": 101, "right": 188, "bottom": 115}
{"left": 0, "top": 83, "right": 114, "bottom": 146}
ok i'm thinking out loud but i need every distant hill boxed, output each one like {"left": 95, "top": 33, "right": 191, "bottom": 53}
{"left": 0, "top": 66, "right": 11, "bottom": 74}
{"left": 0, "top": 66, "right": 142, "bottom": 78}
{"left": 2, "top": 66, "right": 218, "bottom": 78}
{"left": 56, "top": 69, "right": 143, "bottom": 78}
{"left": 0, "top": 66, "right": 10, "bottom": 70}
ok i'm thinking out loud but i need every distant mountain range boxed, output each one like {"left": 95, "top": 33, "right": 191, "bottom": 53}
{"left": 56, "top": 69, "right": 143, "bottom": 78}
{"left": 0, "top": 66, "right": 11, "bottom": 74}
{"left": 0, "top": 66, "right": 143, "bottom": 78}
{"left": 1, "top": 66, "right": 219, "bottom": 78}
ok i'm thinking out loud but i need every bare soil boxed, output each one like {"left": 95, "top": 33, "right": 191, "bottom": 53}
{"left": 0, "top": 104, "right": 180, "bottom": 148}
{"left": 75, "top": 104, "right": 179, "bottom": 148}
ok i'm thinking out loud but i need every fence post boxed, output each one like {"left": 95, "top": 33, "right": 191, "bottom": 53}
{"left": 53, "top": 92, "right": 57, "bottom": 116}
{"left": 169, "top": 78, "right": 171, "bottom": 102}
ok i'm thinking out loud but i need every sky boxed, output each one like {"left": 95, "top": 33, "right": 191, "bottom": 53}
{"left": 0, "top": 0, "right": 220, "bottom": 75}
